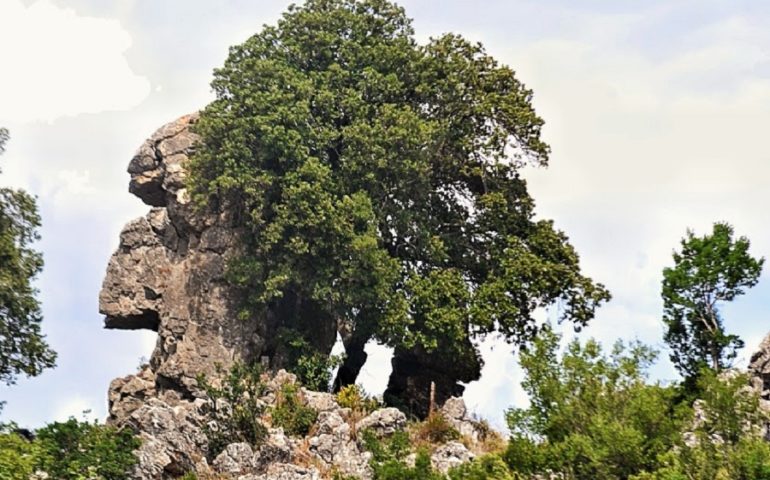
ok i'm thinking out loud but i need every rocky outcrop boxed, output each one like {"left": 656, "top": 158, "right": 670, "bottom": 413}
{"left": 750, "top": 332, "right": 770, "bottom": 440}
{"left": 131, "top": 370, "right": 482, "bottom": 480}
{"left": 100, "top": 113, "right": 268, "bottom": 416}
{"left": 99, "top": 115, "right": 495, "bottom": 478}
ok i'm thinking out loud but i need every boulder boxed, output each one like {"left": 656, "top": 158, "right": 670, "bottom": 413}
{"left": 355, "top": 408, "right": 407, "bottom": 438}
{"left": 431, "top": 441, "right": 475, "bottom": 473}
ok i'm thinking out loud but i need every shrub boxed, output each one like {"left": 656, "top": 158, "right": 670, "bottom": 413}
{"left": 448, "top": 454, "right": 519, "bottom": 480}
{"left": 413, "top": 411, "right": 460, "bottom": 445}
{"left": 0, "top": 424, "right": 38, "bottom": 480}
{"left": 505, "top": 328, "right": 687, "bottom": 479}
{"left": 0, "top": 419, "right": 139, "bottom": 480}
{"left": 337, "top": 384, "right": 380, "bottom": 414}
{"left": 278, "top": 328, "right": 343, "bottom": 392}
{"left": 362, "top": 429, "right": 443, "bottom": 480}
{"left": 632, "top": 371, "right": 770, "bottom": 480}
{"left": 373, "top": 448, "right": 444, "bottom": 480}
{"left": 271, "top": 383, "right": 318, "bottom": 436}
{"left": 197, "top": 362, "right": 268, "bottom": 458}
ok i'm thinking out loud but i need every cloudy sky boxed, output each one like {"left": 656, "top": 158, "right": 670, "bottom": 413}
{"left": 1, "top": 0, "right": 768, "bottom": 430}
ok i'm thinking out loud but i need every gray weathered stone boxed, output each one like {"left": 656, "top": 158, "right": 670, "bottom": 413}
{"left": 440, "top": 397, "right": 487, "bottom": 442}
{"left": 213, "top": 442, "right": 256, "bottom": 475}
{"left": 431, "top": 441, "right": 475, "bottom": 474}
{"left": 355, "top": 408, "right": 407, "bottom": 438}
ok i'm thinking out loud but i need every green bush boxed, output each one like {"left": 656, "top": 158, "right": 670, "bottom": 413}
{"left": 278, "top": 328, "right": 343, "bottom": 392}
{"left": 271, "top": 383, "right": 318, "bottom": 436}
{"left": 360, "top": 429, "right": 443, "bottom": 480}
{"left": 197, "top": 362, "right": 268, "bottom": 458}
{"left": 337, "top": 384, "right": 380, "bottom": 414}
{"left": 0, "top": 424, "right": 38, "bottom": 480}
{"left": 633, "top": 371, "right": 770, "bottom": 480}
{"left": 505, "top": 328, "right": 687, "bottom": 479}
{"left": 0, "top": 418, "right": 139, "bottom": 480}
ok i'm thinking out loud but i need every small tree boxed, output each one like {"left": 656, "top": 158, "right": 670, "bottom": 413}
{"left": 504, "top": 328, "right": 685, "bottom": 479}
{"left": 0, "top": 128, "right": 56, "bottom": 389}
{"left": 662, "top": 223, "right": 764, "bottom": 384}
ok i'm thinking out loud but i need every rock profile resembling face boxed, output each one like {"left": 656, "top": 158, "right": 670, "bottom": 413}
{"left": 99, "top": 113, "right": 265, "bottom": 415}
{"left": 99, "top": 114, "right": 482, "bottom": 423}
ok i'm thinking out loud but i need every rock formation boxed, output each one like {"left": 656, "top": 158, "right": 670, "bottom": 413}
{"left": 100, "top": 113, "right": 265, "bottom": 416}
{"left": 100, "top": 115, "right": 493, "bottom": 478}
{"left": 100, "top": 112, "right": 482, "bottom": 424}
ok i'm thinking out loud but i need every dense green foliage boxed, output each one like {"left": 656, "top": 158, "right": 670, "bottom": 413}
{"left": 0, "top": 418, "right": 139, "bottom": 480}
{"left": 347, "top": 327, "right": 763, "bottom": 480}
{"left": 633, "top": 372, "right": 770, "bottom": 480}
{"left": 505, "top": 328, "right": 687, "bottom": 479}
{"left": 190, "top": 0, "right": 609, "bottom": 389}
{"left": 197, "top": 362, "right": 268, "bottom": 458}
{"left": 362, "top": 430, "right": 443, "bottom": 480}
{"left": 278, "top": 327, "right": 343, "bottom": 391}
{"left": 0, "top": 128, "right": 56, "bottom": 389}
{"left": 271, "top": 382, "right": 319, "bottom": 436}
{"left": 662, "top": 222, "right": 764, "bottom": 384}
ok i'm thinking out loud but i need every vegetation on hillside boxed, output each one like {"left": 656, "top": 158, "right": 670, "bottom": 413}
{"left": 0, "top": 418, "right": 139, "bottom": 480}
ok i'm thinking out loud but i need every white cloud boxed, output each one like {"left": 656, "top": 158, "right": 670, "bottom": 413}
{"left": 0, "top": 0, "right": 150, "bottom": 124}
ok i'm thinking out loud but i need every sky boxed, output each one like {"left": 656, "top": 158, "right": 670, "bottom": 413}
{"left": 0, "top": 0, "right": 769, "bottom": 430}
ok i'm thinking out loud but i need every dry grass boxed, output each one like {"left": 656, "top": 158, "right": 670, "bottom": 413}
{"left": 408, "top": 411, "right": 461, "bottom": 452}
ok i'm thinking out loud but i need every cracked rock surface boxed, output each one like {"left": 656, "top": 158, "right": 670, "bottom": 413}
{"left": 101, "top": 113, "right": 266, "bottom": 415}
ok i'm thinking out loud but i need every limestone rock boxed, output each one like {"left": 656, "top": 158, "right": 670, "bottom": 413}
{"left": 750, "top": 332, "right": 770, "bottom": 397}
{"left": 309, "top": 411, "right": 372, "bottom": 479}
{"left": 431, "top": 441, "right": 475, "bottom": 473}
{"left": 440, "top": 397, "right": 489, "bottom": 443}
{"left": 250, "top": 463, "right": 320, "bottom": 480}
{"left": 101, "top": 113, "right": 267, "bottom": 416}
{"left": 254, "top": 428, "right": 294, "bottom": 471}
{"left": 213, "top": 442, "right": 255, "bottom": 475}
{"left": 126, "top": 398, "right": 207, "bottom": 478}
{"left": 302, "top": 389, "right": 338, "bottom": 412}
{"left": 355, "top": 408, "right": 407, "bottom": 438}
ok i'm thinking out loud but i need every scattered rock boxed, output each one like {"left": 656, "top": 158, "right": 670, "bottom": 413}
{"left": 303, "top": 390, "right": 338, "bottom": 412}
{"left": 309, "top": 411, "right": 372, "bottom": 478}
{"left": 356, "top": 408, "right": 407, "bottom": 438}
{"left": 213, "top": 442, "right": 255, "bottom": 475}
{"left": 440, "top": 397, "right": 488, "bottom": 443}
{"left": 252, "top": 463, "right": 320, "bottom": 480}
{"left": 431, "top": 441, "right": 475, "bottom": 473}
{"left": 254, "top": 429, "right": 294, "bottom": 471}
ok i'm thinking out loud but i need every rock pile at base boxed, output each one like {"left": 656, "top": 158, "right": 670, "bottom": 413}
{"left": 123, "top": 370, "right": 485, "bottom": 479}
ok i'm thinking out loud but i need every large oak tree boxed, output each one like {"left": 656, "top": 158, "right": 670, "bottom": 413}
{"left": 190, "top": 0, "right": 609, "bottom": 414}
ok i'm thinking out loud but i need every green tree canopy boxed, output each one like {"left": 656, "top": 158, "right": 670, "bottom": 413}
{"left": 662, "top": 222, "right": 764, "bottom": 385}
{"left": 0, "top": 128, "right": 56, "bottom": 388}
{"left": 190, "top": 0, "right": 609, "bottom": 406}
{"left": 505, "top": 328, "right": 685, "bottom": 479}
